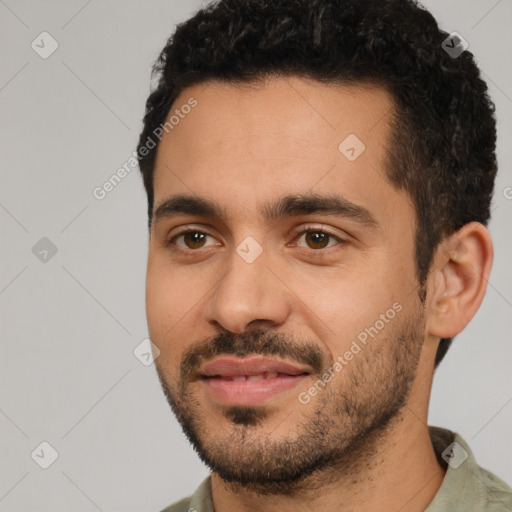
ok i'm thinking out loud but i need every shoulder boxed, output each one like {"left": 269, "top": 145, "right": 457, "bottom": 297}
{"left": 157, "top": 476, "right": 213, "bottom": 512}
{"left": 158, "top": 495, "right": 193, "bottom": 512}
{"left": 427, "top": 425, "right": 512, "bottom": 511}
{"left": 475, "top": 464, "right": 512, "bottom": 511}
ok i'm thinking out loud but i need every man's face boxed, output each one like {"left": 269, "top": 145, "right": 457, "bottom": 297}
{"left": 146, "top": 77, "right": 427, "bottom": 490}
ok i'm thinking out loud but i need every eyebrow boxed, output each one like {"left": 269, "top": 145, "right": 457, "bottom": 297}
{"left": 152, "top": 193, "right": 379, "bottom": 229}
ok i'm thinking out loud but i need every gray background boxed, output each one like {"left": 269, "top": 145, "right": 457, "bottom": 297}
{"left": 1, "top": 0, "right": 511, "bottom": 510}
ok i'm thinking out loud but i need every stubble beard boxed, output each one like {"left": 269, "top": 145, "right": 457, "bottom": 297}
{"left": 155, "top": 304, "right": 425, "bottom": 496}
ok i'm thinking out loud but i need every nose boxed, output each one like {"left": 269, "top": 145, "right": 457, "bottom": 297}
{"left": 202, "top": 246, "right": 292, "bottom": 334}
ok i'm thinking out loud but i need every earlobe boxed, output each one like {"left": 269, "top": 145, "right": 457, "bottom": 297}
{"left": 427, "top": 222, "right": 493, "bottom": 339}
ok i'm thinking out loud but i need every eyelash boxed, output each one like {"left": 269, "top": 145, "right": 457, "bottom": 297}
{"left": 165, "top": 226, "right": 346, "bottom": 253}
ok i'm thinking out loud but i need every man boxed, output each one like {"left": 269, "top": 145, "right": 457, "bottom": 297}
{"left": 137, "top": 0, "right": 512, "bottom": 511}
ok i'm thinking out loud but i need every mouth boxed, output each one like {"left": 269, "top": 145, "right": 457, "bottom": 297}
{"left": 207, "top": 371, "right": 296, "bottom": 381}
{"left": 198, "top": 356, "right": 311, "bottom": 406}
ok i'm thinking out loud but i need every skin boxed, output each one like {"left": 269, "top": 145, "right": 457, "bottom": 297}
{"left": 145, "top": 76, "right": 493, "bottom": 512}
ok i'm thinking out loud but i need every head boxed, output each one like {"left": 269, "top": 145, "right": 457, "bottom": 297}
{"left": 138, "top": 0, "right": 496, "bottom": 491}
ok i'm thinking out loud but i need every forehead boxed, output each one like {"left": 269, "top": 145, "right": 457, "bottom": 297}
{"left": 152, "top": 76, "right": 410, "bottom": 227}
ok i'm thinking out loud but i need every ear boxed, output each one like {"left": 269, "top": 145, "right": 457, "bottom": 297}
{"left": 426, "top": 222, "right": 494, "bottom": 339}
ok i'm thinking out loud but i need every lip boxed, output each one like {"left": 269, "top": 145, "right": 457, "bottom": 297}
{"left": 200, "top": 356, "right": 311, "bottom": 378}
{"left": 198, "top": 356, "right": 311, "bottom": 406}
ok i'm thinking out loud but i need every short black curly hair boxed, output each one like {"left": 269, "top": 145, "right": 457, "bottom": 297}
{"left": 137, "top": 0, "right": 497, "bottom": 369}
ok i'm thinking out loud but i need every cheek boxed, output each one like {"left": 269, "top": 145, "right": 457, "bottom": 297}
{"left": 145, "top": 257, "right": 185, "bottom": 346}
{"left": 145, "top": 274, "right": 185, "bottom": 380}
{"left": 145, "top": 264, "right": 167, "bottom": 335}
{"left": 145, "top": 256, "right": 209, "bottom": 358}
{"left": 293, "top": 263, "right": 406, "bottom": 355}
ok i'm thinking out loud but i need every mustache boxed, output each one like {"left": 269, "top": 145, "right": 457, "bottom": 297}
{"left": 180, "top": 329, "right": 327, "bottom": 382}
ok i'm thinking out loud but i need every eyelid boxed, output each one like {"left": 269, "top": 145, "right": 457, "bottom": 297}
{"left": 289, "top": 223, "right": 344, "bottom": 238}
{"left": 165, "top": 224, "right": 218, "bottom": 248}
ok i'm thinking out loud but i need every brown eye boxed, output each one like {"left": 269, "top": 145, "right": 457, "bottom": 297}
{"left": 304, "top": 231, "right": 330, "bottom": 249}
{"left": 293, "top": 229, "right": 344, "bottom": 251}
{"left": 166, "top": 230, "right": 218, "bottom": 250}
{"left": 182, "top": 231, "right": 207, "bottom": 249}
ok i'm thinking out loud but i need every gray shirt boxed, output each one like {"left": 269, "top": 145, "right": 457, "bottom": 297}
{"left": 159, "top": 425, "right": 512, "bottom": 512}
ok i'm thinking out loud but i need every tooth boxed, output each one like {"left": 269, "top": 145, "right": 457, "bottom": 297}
{"left": 232, "top": 376, "right": 247, "bottom": 381}
{"left": 247, "top": 374, "right": 264, "bottom": 381}
{"left": 265, "top": 372, "right": 278, "bottom": 379}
